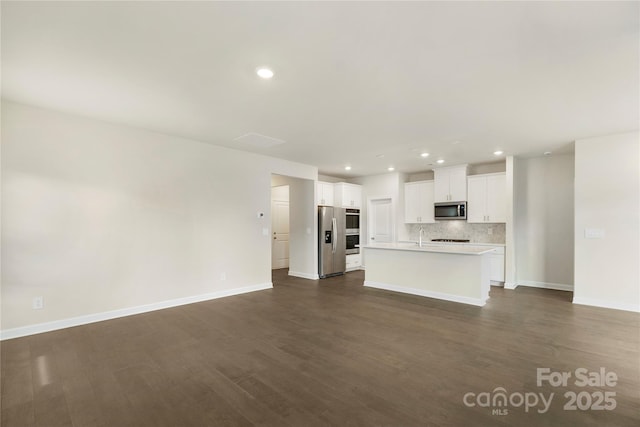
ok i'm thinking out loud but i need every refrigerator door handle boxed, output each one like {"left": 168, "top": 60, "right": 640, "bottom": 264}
{"left": 332, "top": 217, "right": 337, "bottom": 253}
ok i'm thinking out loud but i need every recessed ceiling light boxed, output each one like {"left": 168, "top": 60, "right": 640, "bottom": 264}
{"left": 544, "top": 151, "right": 552, "bottom": 156}
{"left": 345, "top": 165, "right": 352, "bottom": 171}
{"left": 387, "top": 167, "right": 395, "bottom": 172}
{"left": 256, "top": 67, "right": 274, "bottom": 79}
{"left": 436, "top": 159, "right": 445, "bottom": 164}
{"left": 421, "top": 152, "right": 430, "bottom": 158}
{"left": 494, "top": 150, "right": 503, "bottom": 156}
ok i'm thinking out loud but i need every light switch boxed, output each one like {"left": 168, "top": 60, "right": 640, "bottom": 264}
{"left": 584, "top": 228, "right": 605, "bottom": 239}
{"left": 262, "top": 227, "right": 269, "bottom": 236}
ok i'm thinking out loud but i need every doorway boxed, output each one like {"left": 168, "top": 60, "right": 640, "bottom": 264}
{"left": 368, "top": 197, "right": 394, "bottom": 243}
{"left": 271, "top": 185, "right": 290, "bottom": 269}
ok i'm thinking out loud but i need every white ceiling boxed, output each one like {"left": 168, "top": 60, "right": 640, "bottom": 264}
{"left": 2, "top": 2, "right": 638, "bottom": 178}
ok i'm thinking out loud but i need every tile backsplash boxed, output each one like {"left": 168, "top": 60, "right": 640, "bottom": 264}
{"left": 406, "top": 221, "right": 505, "bottom": 244}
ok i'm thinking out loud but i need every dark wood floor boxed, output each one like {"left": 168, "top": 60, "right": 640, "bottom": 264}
{"left": 2, "top": 269, "right": 639, "bottom": 426}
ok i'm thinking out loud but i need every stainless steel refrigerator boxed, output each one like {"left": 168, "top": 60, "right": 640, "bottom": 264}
{"left": 318, "top": 206, "right": 346, "bottom": 278}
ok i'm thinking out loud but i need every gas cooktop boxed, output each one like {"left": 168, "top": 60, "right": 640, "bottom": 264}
{"left": 431, "top": 239, "right": 471, "bottom": 243}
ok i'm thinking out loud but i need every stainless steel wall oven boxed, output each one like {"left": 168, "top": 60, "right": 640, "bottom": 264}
{"left": 345, "top": 209, "right": 360, "bottom": 255}
{"left": 346, "top": 234, "right": 360, "bottom": 255}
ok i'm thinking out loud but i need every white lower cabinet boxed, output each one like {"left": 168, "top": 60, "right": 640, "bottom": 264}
{"left": 346, "top": 253, "right": 362, "bottom": 271}
{"left": 489, "top": 246, "right": 505, "bottom": 283}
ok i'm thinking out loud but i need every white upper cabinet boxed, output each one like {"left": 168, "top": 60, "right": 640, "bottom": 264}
{"left": 404, "top": 181, "right": 435, "bottom": 223}
{"left": 434, "top": 165, "right": 468, "bottom": 202}
{"left": 334, "top": 182, "right": 362, "bottom": 208}
{"left": 466, "top": 177, "right": 486, "bottom": 223}
{"left": 466, "top": 173, "right": 506, "bottom": 223}
{"left": 316, "top": 181, "right": 334, "bottom": 206}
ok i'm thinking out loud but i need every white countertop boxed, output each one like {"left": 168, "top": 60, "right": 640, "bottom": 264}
{"left": 399, "top": 240, "right": 506, "bottom": 247}
{"left": 360, "top": 242, "right": 500, "bottom": 255}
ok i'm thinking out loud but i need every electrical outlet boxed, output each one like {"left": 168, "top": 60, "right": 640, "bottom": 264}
{"left": 488, "top": 227, "right": 493, "bottom": 235}
{"left": 32, "top": 296, "right": 44, "bottom": 310}
{"left": 585, "top": 228, "right": 605, "bottom": 239}
{"left": 220, "top": 272, "right": 227, "bottom": 281}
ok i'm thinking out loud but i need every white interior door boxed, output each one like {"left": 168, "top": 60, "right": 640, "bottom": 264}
{"left": 271, "top": 186, "right": 290, "bottom": 269}
{"left": 369, "top": 198, "right": 393, "bottom": 243}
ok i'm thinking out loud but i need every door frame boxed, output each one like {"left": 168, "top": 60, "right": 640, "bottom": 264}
{"left": 367, "top": 195, "right": 396, "bottom": 244}
{"left": 271, "top": 185, "right": 290, "bottom": 270}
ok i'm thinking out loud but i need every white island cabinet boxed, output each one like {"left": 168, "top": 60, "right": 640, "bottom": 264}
{"left": 362, "top": 243, "right": 499, "bottom": 306}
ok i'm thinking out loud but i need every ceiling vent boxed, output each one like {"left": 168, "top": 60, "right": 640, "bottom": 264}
{"left": 233, "top": 133, "right": 285, "bottom": 148}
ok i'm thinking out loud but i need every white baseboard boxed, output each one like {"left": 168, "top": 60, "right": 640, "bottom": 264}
{"left": 364, "top": 280, "right": 488, "bottom": 307}
{"left": 517, "top": 280, "right": 574, "bottom": 292}
{"left": 572, "top": 297, "right": 640, "bottom": 313}
{"left": 0, "top": 282, "right": 273, "bottom": 341}
{"left": 288, "top": 271, "right": 319, "bottom": 280}
{"left": 504, "top": 281, "right": 518, "bottom": 290}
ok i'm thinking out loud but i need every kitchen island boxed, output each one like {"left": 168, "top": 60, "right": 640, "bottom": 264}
{"left": 361, "top": 242, "right": 499, "bottom": 306}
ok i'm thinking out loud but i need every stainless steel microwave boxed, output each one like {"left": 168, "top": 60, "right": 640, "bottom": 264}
{"left": 434, "top": 202, "right": 467, "bottom": 220}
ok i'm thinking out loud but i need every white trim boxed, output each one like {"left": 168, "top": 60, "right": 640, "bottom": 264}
{"left": 288, "top": 271, "right": 319, "bottom": 280}
{"left": 504, "top": 281, "right": 518, "bottom": 290}
{"left": 0, "top": 282, "right": 273, "bottom": 341}
{"left": 367, "top": 195, "right": 396, "bottom": 244}
{"left": 517, "top": 280, "right": 574, "bottom": 292}
{"left": 364, "top": 280, "right": 488, "bottom": 307}
{"left": 572, "top": 297, "right": 640, "bottom": 313}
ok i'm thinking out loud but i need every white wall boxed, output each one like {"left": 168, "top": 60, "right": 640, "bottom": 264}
{"left": 574, "top": 132, "right": 640, "bottom": 312}
{"left": 317, "top": 174, "right": 344, "bottom": 183}
{"left": 271, "top": 175, "right": 316, "bottom": 279}
{"left": 1, "top": 101, "right": 317, "bottom": 335}
{"left": 407, "top": 161, "right": 506, "bottom": 182}
{"left": 351, "top": 172, "right": 407, "bottom": 247}
{"left": 514, "top": 153, "right": 575, "bottom": 290}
